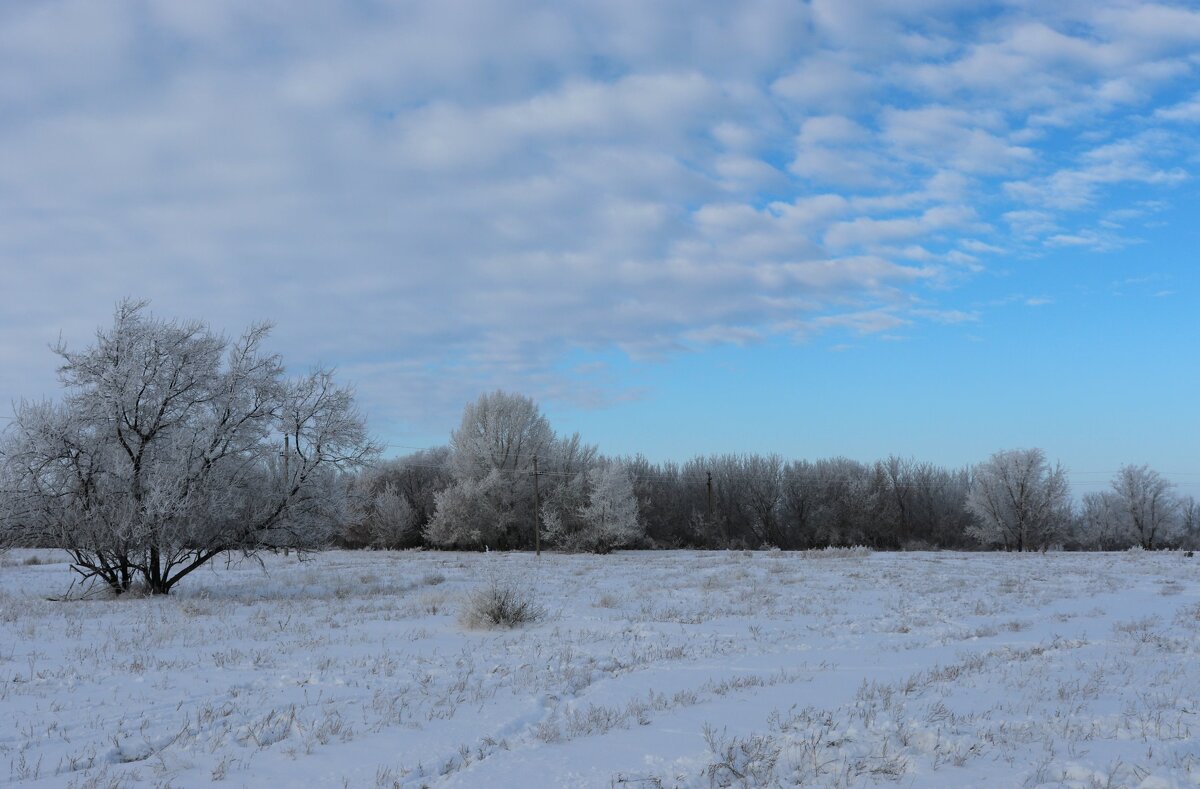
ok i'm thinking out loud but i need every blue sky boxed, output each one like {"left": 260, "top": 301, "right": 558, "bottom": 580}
{"left": 1, "top": 0, "right": 1198, "bottom": 497}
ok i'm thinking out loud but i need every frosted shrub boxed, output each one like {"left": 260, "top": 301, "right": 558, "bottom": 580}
{"left": 459, "top": 576, "right": 546, "bottom": 629}
{"left": 801, "top": 545, "right": 873, "bottom": 559}
{"left": 702, "top": 724, "right": 781, "bottom": 786}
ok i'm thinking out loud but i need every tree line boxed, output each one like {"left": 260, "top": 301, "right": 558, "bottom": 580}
{"left": 346, "top": 394, "right": 1199, "bottom": 554}
{"left": 1, "top": 302, "right": 1196, "bottom": 594}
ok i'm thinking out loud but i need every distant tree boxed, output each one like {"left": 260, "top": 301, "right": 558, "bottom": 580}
{"left": 626, "top": 455, "right": 701, "bottom": 547}
{"left": 906, "top": 462, "right": 974, "bottom": 548}
{"left": 1109, "top": 464, "right": 1180, "bottom": 550}
{"left": 425, "top": 470, "right": 506, "bottom": 548}
{"left": 551, "top": 462, "right": 641, "bottom": 553}
{"left": 740, "top": 454, "right": 785, "bottom": 547}
{"left": 874, "top": 456, "right": 915, "bottom": 548}
{"left": 780, "top": 460, "right": 820, "bottom": 548}
{"left": 365, "top": 482, "right": 418, "bottom": 549}
{"left": 966, "top": 449, "right": 1070, "bottom": 551}
{"left": 427, "top": 391, "right": 554, "bottom": 549}
{"left": 1077, "top": 491, "right": 1126, "bottom": 550}
{"left": 811, "top": 457, "right": 876, "bottom": 547}
{"left": 0, "top": 300, "right": 377, "bottom": 594}
{"left": 345, "top": 447, "right": 453, "bottom": 548}
{"left": 536, "top": 432, "right": 600, "bottom": 542}
{"left": 1180, "top": 496, "right": 1199, "bottom": 549}
{"left": 449, "top": 390, "right": 552, "bottom": 482}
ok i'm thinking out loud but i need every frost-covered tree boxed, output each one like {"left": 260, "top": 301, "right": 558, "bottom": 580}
{"left": 449, "top": 390, "right": 552, "bottom": 482}
{"left": 536, "top": 432, "right": 599, "bottom": 541}
{"left": 366, "top": 483, "right": 418, "bottom": 549}
{"left": 1109, "top": 464, "right": 1180, "bottom": 550}
{"left": 0, "top": 300, "right": 377, "bottom": 594}
{"left": 1078, "top": 491, "right": 1126, "bottom": 549}
{"left": 549, "top": 462, "right": 641, "bottom": 553}
{"left": 966, "top": 449, "right": 1070, "bottom": 551}
{"left": 345, "top": 448, "right": 452, "bottom": 548}
{"left": 426, "top": 470, "right": 505, "bottom": 548}
{"left": 426, "top": 391, "right": 617, "bottom": 551}
{"left": 426, "top": 391, "right": 553, "bottom": 549}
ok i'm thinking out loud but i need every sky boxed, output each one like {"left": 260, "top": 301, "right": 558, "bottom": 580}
{"left": 1, "top": 0, "right": 1198, "bottom": 499}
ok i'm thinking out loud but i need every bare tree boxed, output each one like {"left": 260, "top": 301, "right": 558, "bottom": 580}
{"left": 781, "top": 460, "right": 820, "bottom": 549}
{"left": 874, "top": 456, "right": 914, "bottom": 548}
{"left": 627, "top": 455, "right": 701, "bottom": 547}
{"left": 1109, "top": 464, "right": 1180, "bottom": 550}
{"left": 1180, "top": 496, "right": 1199, "bottom": 550}
{"left": 0, "top": 300, "right": 377, "bottom": 594}
{"left": 966, "top": 449, "right": 1070, "bottom": 551}
{"left": 811, "top": 457, "right": 876, "bottom": 547}
{"left": 741, "top": 454, "right": 784, "bottom": 548}
{"left": 1077, "top": 491, "right": 1126, "bottom": 549}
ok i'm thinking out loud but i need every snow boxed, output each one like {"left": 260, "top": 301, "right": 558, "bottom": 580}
{"left": 1, "top": 548, "right": 1198, "bottom": 787}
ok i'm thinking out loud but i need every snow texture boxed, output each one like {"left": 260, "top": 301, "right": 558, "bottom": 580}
{"left": 1, "top": 548, "right": 1198, "bottom": 787}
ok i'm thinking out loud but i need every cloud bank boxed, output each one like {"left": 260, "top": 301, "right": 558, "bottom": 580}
{"left": 1, "top": 0, "right": 1197, "bottom": 431}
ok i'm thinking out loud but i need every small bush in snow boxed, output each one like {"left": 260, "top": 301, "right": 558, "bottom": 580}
{"left": 594, "top": 592, "right": 620, "bottom": 608}
{"left": 800, "top": 545, "right": 873, "bottom": 559}
{"left": 459, "top": 577, "right": 546, "bottom": 629}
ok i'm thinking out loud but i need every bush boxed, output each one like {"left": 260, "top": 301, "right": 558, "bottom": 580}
{"left": 800, "top": 545, "right": 873, "bottom": 559}
{"left": 459, "top": 576, "right": 546, "bottom": 629}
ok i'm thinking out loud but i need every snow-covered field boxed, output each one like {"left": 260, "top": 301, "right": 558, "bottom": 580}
{"left": 1, "top": 549, "right": 1198, "bottom": 788}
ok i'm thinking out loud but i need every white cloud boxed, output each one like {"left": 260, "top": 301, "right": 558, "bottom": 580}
{"left": 825, "top": 205, "right": 978, "bottom": 249}
{"left": 0, "top": 0, "right": 1197, "bottom": 431}
{"left": 812, "top": 309, "right": 911, "bottom": 336}
{"left": 789, "top": 115, "right": 894, "bottom": 188}
{"left": 959, "top": 239, "right": 1006, "bottom": 254}
{"left": 1004, "top": 133, "right": 1188, "bottom": 210}
{"left": 1156, "top": 92, "right": 1200, "bottom": 122}
{"left": 771, "top": 53, "right": 874, "bottom": 114}
{"left": 912, "top": 308, "right": 981, "bottom": 324}
{"left": 881, "top": 106, "right": 1035, "bottom": 174}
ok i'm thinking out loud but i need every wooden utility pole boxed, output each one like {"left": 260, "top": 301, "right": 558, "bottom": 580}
{"left": 281, "top": 434, "right": 292, "bottom": 556}
{"left": 533, "top": 455, "right": 541, "bottom": 557}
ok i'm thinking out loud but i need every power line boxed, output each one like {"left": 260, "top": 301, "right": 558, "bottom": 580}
{"left": 371, "top": 443, "right": 1200, "bottom": 480}
{"left": 359, "top": 455, "right": 1195, "bottom": 489}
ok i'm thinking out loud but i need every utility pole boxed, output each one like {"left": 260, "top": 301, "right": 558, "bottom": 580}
{"left": 533, "top": 455, "right": 541, "bottom": 557}
{"left": 281, "top": 434, "right": 291, "bottom": 556}
{"left": 282, "top": 434, "right": 290, "bottom": 490}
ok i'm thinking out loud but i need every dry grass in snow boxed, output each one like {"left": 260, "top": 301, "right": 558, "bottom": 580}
{"left": 1, "top": 548, "right": 1198, "bottom": 787}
